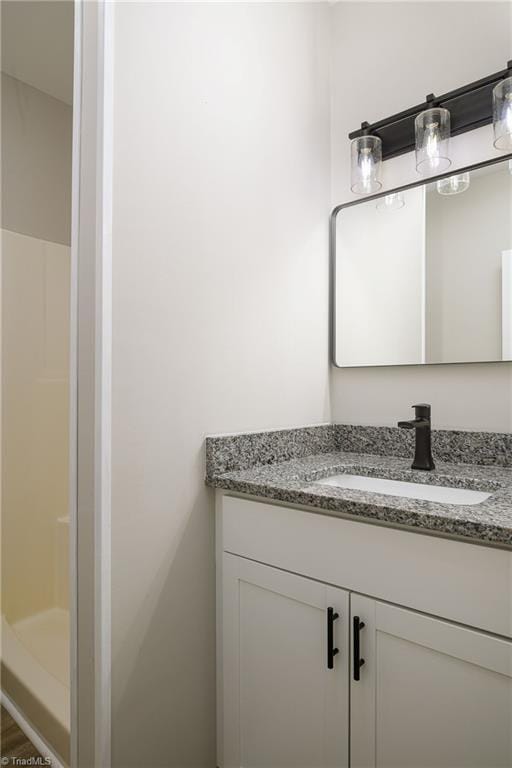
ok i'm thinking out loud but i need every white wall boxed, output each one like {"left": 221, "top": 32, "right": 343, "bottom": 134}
{"left": 1, "top": 1, "right": 74, "bottom": 105}
{"left": 330, "top": 1, "right": 512, "bottom": 431}
{"left": 1, "top": 73, "right": 73, "bottom": 245}
{"left": 111, "top": 3, "right": 330, "bottom": 765}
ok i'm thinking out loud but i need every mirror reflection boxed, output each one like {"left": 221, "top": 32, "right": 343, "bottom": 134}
{"left": 334, "top": 157, "right": 512, "bottom": 367}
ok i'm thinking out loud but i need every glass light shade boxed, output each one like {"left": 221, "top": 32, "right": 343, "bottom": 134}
{"left": 376, "top": 192, "right": 405, "bottom": 211}
{"left": 415, "top": 107, "right": 451, "bottom": 176}
{"left": 493, "top": 76, "right": 512, "bottom": 150}
{"left": 436, "top": 172, "right": 470, "bottom": 196}
{"left": 350, "top": 135, "right": 382, "bottom": 195}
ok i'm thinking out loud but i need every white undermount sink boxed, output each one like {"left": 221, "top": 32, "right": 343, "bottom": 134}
{"left": 315, "top": 474, "right": 491, "bottom": 506}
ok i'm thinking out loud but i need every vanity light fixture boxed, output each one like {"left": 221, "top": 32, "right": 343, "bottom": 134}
{"left": 347, "top": 61, "right": 512, "bottom": 186}
{"left": 376, "top": 192, "right": 405, "bottom": 211}
{"left": 493, "top": 76, "right": 512, "bottom": 150}
{"left": 436, "top": 172, "right": 470, "bottom": 196}
{"left": 350, "top": 135, "right": 382, "bottom": 195}
{"left": 415, "top": 107, "right": 451, "bottom": 176}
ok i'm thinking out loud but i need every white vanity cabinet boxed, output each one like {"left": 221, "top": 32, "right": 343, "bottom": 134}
{"left": 216, "top": 493, "right": 512, "bottom": 768}
{"left": 221, "top": 555, "right": 349, "bottom": 767}
{"left": 350, "top": 595, "right": 512, "bottom": 768}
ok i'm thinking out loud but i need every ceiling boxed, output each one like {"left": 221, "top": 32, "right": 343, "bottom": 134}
{"left": 1, "top": 1, "right": 74, "bottom": 105}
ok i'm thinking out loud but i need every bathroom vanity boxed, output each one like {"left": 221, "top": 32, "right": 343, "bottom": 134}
{"left": 207, "top": 425, "right": 512, "bottom": 768}
{"left": 208, "top": 122, "right": 512, "bottom": 768}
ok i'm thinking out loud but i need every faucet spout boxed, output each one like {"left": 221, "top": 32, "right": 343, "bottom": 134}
{"left": 398, "top": 418, "right": 429, "bottom": 430}
{"left": 397, "top": 405, "right": 435, "bottom": 471}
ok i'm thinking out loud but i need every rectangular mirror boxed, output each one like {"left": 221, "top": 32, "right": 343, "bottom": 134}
{"left": 332, "top": 156, "right": 512, "bottom": 367}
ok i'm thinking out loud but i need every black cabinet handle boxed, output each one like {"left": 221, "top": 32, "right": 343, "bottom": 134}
{"left": 327, "top": 607, "right": 339, "bottom": 669}
{"left": 353, "top": 616, "right": 365, "bottom": 681}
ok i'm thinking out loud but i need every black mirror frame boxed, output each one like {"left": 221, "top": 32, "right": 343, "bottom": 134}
{"left": 330, "top": 153, "right": 512, "bottom": 369}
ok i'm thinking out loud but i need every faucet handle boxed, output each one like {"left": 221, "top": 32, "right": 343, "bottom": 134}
{"left": 412, "top": 403, "right": 431, "bottom": 420}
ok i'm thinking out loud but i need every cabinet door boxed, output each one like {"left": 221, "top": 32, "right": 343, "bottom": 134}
{"left": 351, "top": 595, "right": 512, "bottom": 768}
{"left": 221, "top": 553, "right": 349, "bottom": 768}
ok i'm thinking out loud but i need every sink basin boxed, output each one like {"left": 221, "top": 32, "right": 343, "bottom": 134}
{"left": 315, "top": 474, "right": 492, "bottom": 506}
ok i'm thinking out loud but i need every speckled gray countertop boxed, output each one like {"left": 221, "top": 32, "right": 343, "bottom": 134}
{"left": 206, "top": 425, "right": 512, "bottom": 548}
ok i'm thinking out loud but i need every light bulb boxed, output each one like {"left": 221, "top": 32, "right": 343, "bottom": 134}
{"left": 493, "top": 76, "right": 512, "bottom": 151}
{"left": 415, "top": 108, "right": 451, "bottom": 176}
{"left": 506, "top": 94, "right": 512, "bottom": 134}
{"left": 426, "top": 122, "right": 440, "bottom": 162}
{"left": 359, "top": 148, "right": 373, "bottom": 192}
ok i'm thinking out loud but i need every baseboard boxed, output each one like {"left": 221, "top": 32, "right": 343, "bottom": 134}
{"left": 1, "top": 690, "right": 67, "bottom": 768}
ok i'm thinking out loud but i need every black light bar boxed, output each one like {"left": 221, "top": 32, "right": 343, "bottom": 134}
{"left": 349, "top": 60, "right": 512, "bottom": 161}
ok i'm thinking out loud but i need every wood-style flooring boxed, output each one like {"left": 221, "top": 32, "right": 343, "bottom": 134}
{"left": 1, "top": 706, "right": 43, "bottom": 762}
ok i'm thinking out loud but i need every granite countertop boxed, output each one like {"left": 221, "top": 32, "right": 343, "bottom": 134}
{"left": 205, "top": 425, "right": 512, "bottom": 548}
